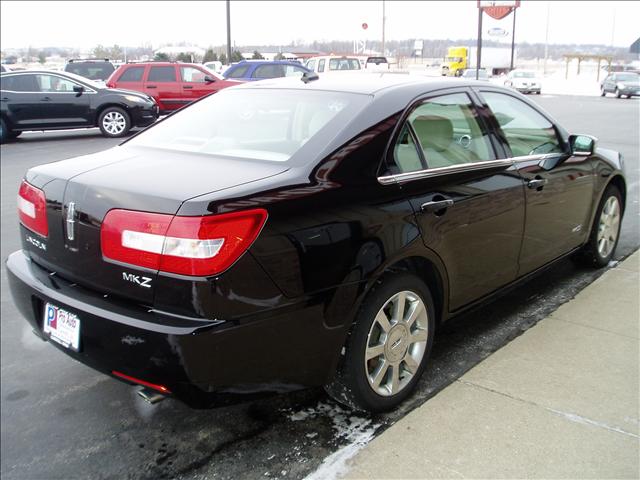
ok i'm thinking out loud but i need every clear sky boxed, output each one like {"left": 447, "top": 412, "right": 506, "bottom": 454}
{"left": 1, "top": 1, "right": 638, "bottom": 50}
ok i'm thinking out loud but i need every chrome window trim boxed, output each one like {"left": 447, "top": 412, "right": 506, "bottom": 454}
{"left": 378, "top": 158, "right": 515, "bottom": 185}
{"left": 0, "top": 72, "right": 97, "bottom": 94}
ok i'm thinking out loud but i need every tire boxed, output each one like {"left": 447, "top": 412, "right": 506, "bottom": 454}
{"left": 573, "top": 185, "right": 623, "bottom": 268}
{"left": 325, "top": 273, "right": 436, "bottom": 412}
{"left": 600, "top": 87, "right": 606, "bottom": 97}
{"left": 615, "top": 88, "right": 622, "bottom": 98}
{"left": 0, "top": 118, "right": 11, "bottom": 143}
{"left": 536, "top": 91, "right": 541, "bottom": 95}
{"left": 8, "top": 130, "right": 21, "bottom": 139}
{"left": 98, "top": 107, "right": 131, "bottom": 138}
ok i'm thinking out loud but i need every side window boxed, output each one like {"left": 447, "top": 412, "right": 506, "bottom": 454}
{"left": 1, "top": 74, "right": 39, "bottom": 92}
{"left": 284, "top": 65, "right": 305, "bottom": 77}
{"left": 317, "top": 59, "right": 325, "bottom": 73}
{"left": 181, "top": 66, "right": 206, "bottom": 82}
{"left": 306, "top": 59, "right": 316, "bottom": 72}
{"left": 393, "top": 124, "right": 425, "bottom": 173}
{"left": 147, "top": 66, "right": 177, "bottom": 82}
{"left": 252, "top": 64, "right": 285, "bottom": 79}
{"left": 482, "top": 91, "right": 563, "bottom": 157}
{"left": 226, "top": 64, "right": 250, "bottom": 79}
{"left": 392, "top": 92, "right": 493, "bottom": 172}
{"left": 35, "top": 75, "right": 80, "bottom": 92}
{"left": 118, "top": 66, "right": 144, "bottom": 82}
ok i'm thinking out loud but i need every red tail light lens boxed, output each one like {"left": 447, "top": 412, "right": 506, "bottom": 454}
{"left": 101, "top": 209, "right": 268, "bottom": 276}
{"left": 18, "top": 180, "right": 49, "bottom": 237}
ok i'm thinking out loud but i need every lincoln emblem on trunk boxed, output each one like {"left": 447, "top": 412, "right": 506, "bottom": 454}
{"left": 66, "top": 202, "right": 76, "bottom": 241}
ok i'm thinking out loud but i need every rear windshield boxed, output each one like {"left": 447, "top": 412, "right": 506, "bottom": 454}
{"left": 513, "top": 71, "right": 535, "bottom": 78}
{"left": 329, "top": 58, "right": 361, "bottom": 71}
{"left": 65, "top": 62, "right": 115, "bottom": 81}
{"left": 127, "top": 88, "right": 370, "bottom": 162}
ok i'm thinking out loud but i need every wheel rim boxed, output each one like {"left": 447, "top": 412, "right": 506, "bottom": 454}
{"left": 364, "top": 290, "right": 429, "bottom": 397}
{"left": 102, "top": 111, "right": 126, "bottom": 135}
{"left": 597, "top": 195, "right": 621, "bottom": 259}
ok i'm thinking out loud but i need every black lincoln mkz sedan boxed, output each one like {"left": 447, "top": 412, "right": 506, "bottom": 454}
{"left": 0, "top": 70, "right": 158, "bottom": 142}
{"left": 7, "top": 75, "right": 625, "bottom": 412}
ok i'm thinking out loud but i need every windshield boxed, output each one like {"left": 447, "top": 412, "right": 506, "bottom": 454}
{"left": 445, "top": 57, "right": 463, "bottom": 63}
{"left": 126, "top": 88, "right": 370, "bottom": 162}
{"left": 617, "top": 73, "right": 639, "bottom": 82}
{"left": 65, "top": 62, "right": 115, "bottom": 81}
{"left": 463, "top": 70, "right": 487, "bottom": 78}
{"left": 58, "top": 71, "right": 105, "bottom": 89}
{"left": 513, "top": 71, "right": 536, "bottom": 78}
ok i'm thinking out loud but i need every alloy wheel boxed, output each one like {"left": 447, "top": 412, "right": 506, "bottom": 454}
{"left": 597, "top": 195, "right": 620, "bottom": 259}
{"left": 102, "top": 111, "right": 127, "bottom": 135}
{"left": 364, "top": 290, "right": 429, "bottom": 397}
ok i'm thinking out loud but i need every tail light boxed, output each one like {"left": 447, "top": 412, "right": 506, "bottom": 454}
{"left": 101, "top": 208, "right": 268, "bottom": 276}
{"left": 18, "top": 180, "right": 48, "bottom": 237}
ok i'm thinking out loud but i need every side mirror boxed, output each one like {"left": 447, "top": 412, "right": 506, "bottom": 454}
{"left": 203, "top": 75, "right": 215, "bottom": 83}
{"left": 73, "top": 85, "right": 84, "bottom": 96}
{"left": 569, "top": 134, "right": 597, "bottom": 156}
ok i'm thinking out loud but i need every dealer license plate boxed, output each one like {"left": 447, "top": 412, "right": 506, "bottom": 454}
{"left": 43, "top": 303, "right": 81, "bottom": 351}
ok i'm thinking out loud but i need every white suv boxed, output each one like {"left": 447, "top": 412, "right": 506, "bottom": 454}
{"left": 304, "top": 56, "right": 362, "bottom": 75}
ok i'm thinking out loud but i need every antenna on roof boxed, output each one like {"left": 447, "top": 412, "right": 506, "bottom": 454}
{"left": 301, "top": 71, "right": 319, "bottom": 84}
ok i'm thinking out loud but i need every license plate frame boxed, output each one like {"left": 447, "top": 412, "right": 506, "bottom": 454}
{"left": 43, "top": 303, "right": 81, "bottom": 352}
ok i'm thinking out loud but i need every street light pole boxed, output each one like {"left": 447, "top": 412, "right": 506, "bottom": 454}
{"left": 226, "top": 0, "right": 232, "bottom": 64}
{"left": 381, "top": 0, "right": 386, "bottom": 57}
{"left": 544, "top": 1, "right": 550, "bottom": 75}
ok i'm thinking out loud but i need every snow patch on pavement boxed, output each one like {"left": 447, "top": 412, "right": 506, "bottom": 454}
{"left": 286, "top": 401, "right": 380, "bottom": 480}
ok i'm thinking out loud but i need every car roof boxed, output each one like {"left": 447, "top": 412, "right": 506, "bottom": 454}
{"left": 233, "top": 73, "right": 492, "bottom": 96}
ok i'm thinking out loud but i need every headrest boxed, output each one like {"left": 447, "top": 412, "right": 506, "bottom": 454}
{"left": 412, "top": 115, "right": 453, "bottom": 152}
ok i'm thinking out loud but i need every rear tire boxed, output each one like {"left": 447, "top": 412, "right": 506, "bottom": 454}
{"left": 98, "top": 107, "right": 131, "bottom": 138}
{"left": 573, "top": 185, "right": 622, "bottom": 268}
{"left": 600, "top": 87, "right": 606, "bottom": 97}
{"left": 0, "top": 118, "right": 12, "bottom": 143}
{"left": 325, "top": 273, "right": 436, "bottom": 412}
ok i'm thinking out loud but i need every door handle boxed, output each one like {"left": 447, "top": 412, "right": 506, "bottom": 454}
{"left": 41, "top": 96, "right": 52, "bottom": 102}
{"left": 1, "top": 97, "right": 9, "bottom": 101}
{"left": 183, "top": 85, "right": 193, "bottom": 89}
{"left": 420, "top": 199, "right": 454, "bottom": 214}
{"left": 146, "top": 85, "right": 157, "bottom": 89}
{"left": 527, "top": 178, "right": 547, "bottom": 190}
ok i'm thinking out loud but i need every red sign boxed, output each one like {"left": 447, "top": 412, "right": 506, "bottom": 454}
{"left": 478, "top": 1, "right": 520, "bottom": 20}
{"left": 362, "top": 22, "right": 368, "bottom": 30}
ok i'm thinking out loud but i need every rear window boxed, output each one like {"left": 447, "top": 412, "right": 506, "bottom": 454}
{"left": 329, "top": 58, "right": 361, "bottom": 71}
{"left": 226, "top": 64, "right": 250, "bottom": 79}
{"left": 126, "top": 89, "right": 370, "bottom": 162}
{"left": 65, "top": 62, "right": 115, "bottom": 81}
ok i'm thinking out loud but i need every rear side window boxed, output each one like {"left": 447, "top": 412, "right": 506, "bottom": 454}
{"left": 317, "top": 59, "right": 325, "bottom": 73}
{"left": 118, "top": 66, "right": 144, "bottom": 82}
{"left": 252, "top": 64, "right": 285, "bottom": 79}
{"left": 1, "top": 74, "right": 39, "bottom": 92}
{"left": 226, "top": 65, "right": 250, "bottom": 79}
{"left": 391, "top": 92, "right": 493, "bottom": 172}
{"left": 482, "top": 91, "right": 563, "bottom": 157}
{"left": 147, "top": 66, "right": 176, "bottom": 82}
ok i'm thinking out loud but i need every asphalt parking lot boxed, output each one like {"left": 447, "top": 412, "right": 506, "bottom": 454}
{"left": 1, "top": 94, "right": 638, "bottom": 480}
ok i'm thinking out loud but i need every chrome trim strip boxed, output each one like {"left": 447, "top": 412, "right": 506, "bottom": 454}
{"left": 378, "top": 158, "right": 514, "bottom": 185}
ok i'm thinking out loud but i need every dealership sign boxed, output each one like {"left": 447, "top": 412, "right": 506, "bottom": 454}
{"left": 478, "top": 0, "right": 520, "bottom": 20}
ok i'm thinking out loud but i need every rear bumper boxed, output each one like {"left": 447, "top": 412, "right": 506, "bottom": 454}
{"left": 6, "top": 250, "right": 347, "bottom": 407}
{"left": 130, "top": 105, "right": 159, "bottom": 128}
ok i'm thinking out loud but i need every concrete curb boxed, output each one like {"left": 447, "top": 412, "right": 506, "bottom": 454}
{"left": 341, "top": 252, "right": 639, "bottom": 479}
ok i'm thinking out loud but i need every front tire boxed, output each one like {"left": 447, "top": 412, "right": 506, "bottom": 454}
{"left": 573, "top": 185, "right": 623, "bottom": 268}
{"left": 98, "top": 107, "right": 131, "bottom": 138}
{"left": 615, "top": 88, "right": 622, "bottom": 98}
{"left": 325, "top": 274, "right": 436, "bottom": 412}
{"left": 600, "top": 87, "right": 606, "bottom": 97}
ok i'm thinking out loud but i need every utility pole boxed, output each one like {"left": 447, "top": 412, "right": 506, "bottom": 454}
{"left": 509, "top": 7, "right": 516, "bottom": 70}
{"left": 543, "top": 1, "right": 550, "bottom": 75}
{"left": 381, "top": 0, "right": 386, "bottom": 57}
{"left": 226, "top": 0, "right": 232, "bottom": 64}
{"left": 610, "top": 7, "right": 616, "bottom": 47}
{"left": 476, "top": 7, "right": 482, "bottom": 80}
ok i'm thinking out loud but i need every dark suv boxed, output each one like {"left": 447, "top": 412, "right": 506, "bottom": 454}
{"left": 106, "top": 62, "right": 240, "bottom": 113}
{"left": 64, "top": 59, "right": 116, "bottom": 84}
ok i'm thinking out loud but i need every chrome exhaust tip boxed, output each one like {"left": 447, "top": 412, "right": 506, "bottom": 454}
{"left": 137, "top": 388, "right": 166, "bottom": 405}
